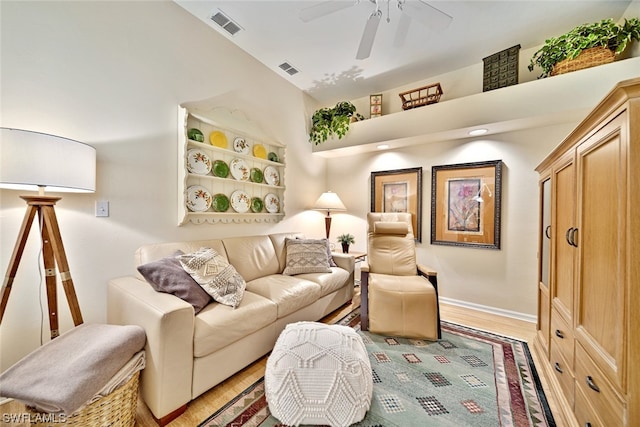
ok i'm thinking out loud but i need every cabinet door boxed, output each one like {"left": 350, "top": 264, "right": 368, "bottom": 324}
{"left": 537, "top": 175, "right": 552, "bottom": 353}
{"left": 575, "top": 112, "right": 627, "bottom": 391}
{"left": 551, "top": 151, "right": 576, "bottom": 325}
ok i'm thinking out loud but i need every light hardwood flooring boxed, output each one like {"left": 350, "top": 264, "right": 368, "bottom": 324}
{"left": 0, "top": 297, "right": 563, "bottom": 427}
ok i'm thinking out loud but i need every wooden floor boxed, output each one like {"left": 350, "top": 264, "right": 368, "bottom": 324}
{"left": 0, "top": 298, "right": 563, "bottom": 427}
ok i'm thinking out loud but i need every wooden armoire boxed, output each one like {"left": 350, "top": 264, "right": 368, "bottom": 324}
{"left": 534, "top": 77, "right": 639, "bottom": 426}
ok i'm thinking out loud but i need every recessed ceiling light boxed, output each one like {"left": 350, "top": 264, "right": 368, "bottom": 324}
{"left": 377, "top": 144, "right": 390, "bottom": 150}
{"left": 468, "top": 128, "right": 488, "bottom": 136}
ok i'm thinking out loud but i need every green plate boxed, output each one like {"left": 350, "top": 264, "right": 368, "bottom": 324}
{"left": 212, "top": 160, "right": 229, "bottom": 178}
{"left": 250, "top": 167, "right": 264, "bottom": 183}
{"left": 250, "top": 197, "right": 264, "bottom": 213}
{"left": 188, "top": 128, "right": 204, "bottom": 142}
{"left": 212, "top": 194, "right": 230, "bottom": 212}
{"left": 268, "top": 152, "right": 279, "bottom": 162}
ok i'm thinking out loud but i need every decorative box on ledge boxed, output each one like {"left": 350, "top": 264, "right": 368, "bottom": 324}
{"left": 399, "top": 82, "right": 443, "bottom": 110}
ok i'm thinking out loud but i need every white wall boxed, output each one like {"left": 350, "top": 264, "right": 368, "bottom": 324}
{"left": 0, "top": 0, "right": 327, "bottom": 369}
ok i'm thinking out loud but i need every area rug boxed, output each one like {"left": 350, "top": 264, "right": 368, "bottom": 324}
{"left": 200, "top": 308, "right": 555, "bottom": 427}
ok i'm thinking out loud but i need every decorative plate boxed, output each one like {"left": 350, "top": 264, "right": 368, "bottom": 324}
{"left": 268, "top": 151, "right": 279, "bottom": 162}
{"left": 253, "top": 144, "right": 267, "bottom": 159}
{"left": 250, "top": 167, "right": 264, "bottom": 183}
{"left": 233, "top": 137, "right": 250, "bottom": 155}
{"left": 212, "top": 160, "right": 229, "bottom": 178}
{"left": 230, "top": 158, "right": 250, "bottom": 181}
{"left": 187, "top": 128, "right": 204, "bottom": 142}
{"left": 264, "top": 193, "right": 280, "bottom": 213}
{"left": 264, "top": 166, "right": 280, "bottom": 186}
{"left": 186, "top": 149, "right": 212, "bottom": 175}
{"left": 209, "top": 131, "right": 228, "bottom": 148}
{"left": 250, "top": 197, "right": 263, "bottom": 213}
{"left": 230, "top": 190, "right": 251, "bottom": 213}
{"left": 211, "top": 193, "right": 230, "bottom": 212}
{"left": 186, "top": 185, "right": 212, "bottom": 212}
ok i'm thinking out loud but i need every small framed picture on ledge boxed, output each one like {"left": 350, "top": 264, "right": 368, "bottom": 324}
{"left": 370, "top": 94, "right": 382, "bottom": 118}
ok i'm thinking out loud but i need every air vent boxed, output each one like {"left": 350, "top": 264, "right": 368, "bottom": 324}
{"left": 210, "top": 9, "right": 243, "bottom": 36}
{"left": 278, "top": 62, "right": 299, "bottom": 76}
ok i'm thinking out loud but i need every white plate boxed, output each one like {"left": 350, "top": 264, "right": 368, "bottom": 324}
{"left": 264, "top": 166, "right": 280, "bottom": 186}
{"left": 233, "top": 137, "right": 250, "bottom": 155}
{"left": 230, "top": 190, "right": 251, "bottom": 213}
{"left": 230, "top": 158, "right": 250, "bottom": 181}
{"left": 186, "top": 185, "right": 212, "bottom": 212}
{"left": 186, "top": 149, "right": 212, "bottom": 175}
{"left": 264, "top": 193, "right": 280, "bottom": 213}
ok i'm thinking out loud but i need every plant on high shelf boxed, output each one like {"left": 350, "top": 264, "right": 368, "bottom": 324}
{"left": 337, "top": 233, "right": 355, "bottom": 254}
{"left": 309, "top": 101, "right": 365, "bottom": 145}
{"left": 528, "top": 18, "right": 640, "bottom": 78}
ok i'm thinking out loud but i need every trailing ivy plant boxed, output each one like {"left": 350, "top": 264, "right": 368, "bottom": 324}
{"left": 309, "top": 101, "right": 364, "bottom": 145}
{"left": 528, "top": 18, "right": 640, "bottom": 78}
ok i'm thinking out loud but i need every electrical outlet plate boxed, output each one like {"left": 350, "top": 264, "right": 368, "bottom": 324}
{"left": 95, "top": 201, "right": 109, "bottom": 217}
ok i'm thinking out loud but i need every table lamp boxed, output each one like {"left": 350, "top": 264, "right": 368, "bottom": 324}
{"left": 313, "top": 191, "right": 346, "bottom": 238}
{"left": 0, "top": 127, "right": 96, "bottom": 339}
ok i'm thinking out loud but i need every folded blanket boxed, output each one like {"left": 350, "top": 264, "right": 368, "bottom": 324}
{"left": 0, "top": 323, "right": 146, "bottom": 414}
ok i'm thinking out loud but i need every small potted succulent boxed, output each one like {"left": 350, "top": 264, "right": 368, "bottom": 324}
{"left": 309, "top": 101, "right": 364, "bottom": 145}
{"left": 337, "top": 233, "right": 355, "bottom": 254}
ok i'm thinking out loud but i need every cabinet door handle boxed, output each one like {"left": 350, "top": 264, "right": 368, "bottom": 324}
{"left": 586, "top": 376, "right": 600, "bottom": 392}
{"left": 585, "top": 423, "right": 592, "bottom": 427}
{"left": 555, "top": 329, "right": 564, "bottom": 339}
{"left": 554, "top": 362, "right": 563, "bottom": 374}
{"left": 566, "top": 227, "right": 574, "bottom": 246}
{"left": 570, "top": 228, "right": 579, "bottom": 247}
{"left": 545, "top": 225, "right": 551, "bottom": 239}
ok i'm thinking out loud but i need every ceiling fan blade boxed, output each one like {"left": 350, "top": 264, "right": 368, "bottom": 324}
{"left": 393, "top": 12, "right": 412, "bottom": 48}
{"left": 402, "top": 0, "right": 452, "bottom": 32}
{"left": 356, "top": 11, "right": 382, "bottom": 60}
{"left": 299, "top": 1, "right": 355, "bottom": 23}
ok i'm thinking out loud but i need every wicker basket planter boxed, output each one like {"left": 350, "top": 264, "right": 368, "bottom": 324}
{"left": 551, "top": 46, "right": 615, "bottom": 76}
{"left": 26, "top": 371, "right": 140, "bottom": 427}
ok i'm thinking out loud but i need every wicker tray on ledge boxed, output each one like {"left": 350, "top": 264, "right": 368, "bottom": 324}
{"left": 551, "top": 46, "right": 615, "bottom": 76}
{"left": 399, "top": 82, "right": 443, "bottom": 110}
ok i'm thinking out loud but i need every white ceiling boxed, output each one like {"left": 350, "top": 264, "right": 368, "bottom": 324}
{"left": 175, "top": 1, "right": 632, "bottom": 105}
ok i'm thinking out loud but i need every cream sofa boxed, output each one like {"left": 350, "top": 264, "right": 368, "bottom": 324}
{"left": 107, "top": 232, "right": 354, "bottom": 424}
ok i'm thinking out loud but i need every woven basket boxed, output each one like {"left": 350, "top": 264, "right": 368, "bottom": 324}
{"left": 551, "top": 46, "right": 615, "bottom": 76}
{"left": 26, "top": 371, "right": 139, "bottom": 427}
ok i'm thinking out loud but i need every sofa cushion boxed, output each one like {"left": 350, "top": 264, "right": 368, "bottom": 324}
{"left": 269, "top": 232, "right": 305, "bottom": 272}
{"left": 137, "top": 251, "right": 211, "bottom": 314}
{"left": 295, "top": 267, "right": 350, "bottom": 297}
{"left": 178, "top": 248, "right": 246, "bottom": 309}
{"left": 282, "top": 238, "right": 332, "bottom": 276}
{"left": 193, "top": 291, "right": 277, "bottom": 357}
{"left": 222, "top": 235, "right": 280, "bottom": 282}
{"left": 246, "top": 275, "right": 321, "bottom": 318}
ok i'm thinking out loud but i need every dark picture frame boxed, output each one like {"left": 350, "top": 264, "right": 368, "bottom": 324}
{"left": 371, "top": 167, "right": 422, "bottom": 242}
{"left": 431, "top": 160, "right": 503, "bottom": 249}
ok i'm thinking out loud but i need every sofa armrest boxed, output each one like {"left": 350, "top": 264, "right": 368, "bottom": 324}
{"left": 107, "top": 276, "right": 195, "bottom": 420}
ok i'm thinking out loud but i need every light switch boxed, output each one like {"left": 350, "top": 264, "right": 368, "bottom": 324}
{"left": 96, "top": 200, "right": 109, "bottom": 217}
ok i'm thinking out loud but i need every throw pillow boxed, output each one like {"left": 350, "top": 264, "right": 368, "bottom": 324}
{"left": 297, "top": 236, "right": 337, "bottom": 267}
{"left": 137, "top": 251, "right": 211, "bottom": 314}
{"left": 283, "top": 238, "right": 332, "bottom": 276}
{"left": 178, "top": 248, "right": 246, "bottom": 309}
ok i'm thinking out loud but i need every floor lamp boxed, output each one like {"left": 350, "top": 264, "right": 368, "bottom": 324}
{"left": 0, "top": 128, "right": 96, "bottom": 339}
{"left": 313, "top": 191, "right": 346, "bottom": 239}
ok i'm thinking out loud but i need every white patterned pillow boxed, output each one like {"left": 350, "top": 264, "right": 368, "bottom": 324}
{"left": 283, "top": 238, "right": 332, "bottom": 276}
{"left": 178, "top": 248, "right": 246, "bottom": 309}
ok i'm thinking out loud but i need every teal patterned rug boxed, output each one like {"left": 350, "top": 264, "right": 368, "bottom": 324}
{"left": 200, "top": 308, "right": 555, "bottom": 426}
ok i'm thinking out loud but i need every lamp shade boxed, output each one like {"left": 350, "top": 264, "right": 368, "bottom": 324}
{"left": 313, "top": 191, "right": 346, "bottom": 211}
{"left": 0, "top": 128, "right": 96, "bottom": 193}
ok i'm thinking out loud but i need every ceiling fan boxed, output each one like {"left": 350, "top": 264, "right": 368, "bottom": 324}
{"left": 299, "top": 0, "right": 453, "bottom": 60}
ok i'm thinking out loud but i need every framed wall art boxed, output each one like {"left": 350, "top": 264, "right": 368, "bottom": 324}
{"left": 371, "top": 167, "right": 422, "bottom": 241}
{"left": 431, "top": 160, "right": 503, "bottom": 249}
{"left": 370, "top": 94, "right": 382, "bottom": 118}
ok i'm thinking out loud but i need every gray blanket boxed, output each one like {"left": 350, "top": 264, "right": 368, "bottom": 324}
{"left": 0, "top": 323, "right": 146, "bottom": 414}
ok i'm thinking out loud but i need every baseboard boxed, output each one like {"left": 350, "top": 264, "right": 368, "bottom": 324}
{"left": 439, "top": 297, "right": 537, "bottom": 324}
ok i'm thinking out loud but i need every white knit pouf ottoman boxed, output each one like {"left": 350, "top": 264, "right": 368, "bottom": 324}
{"left": 265, "top": 322, "right": 372, "bottom": 427}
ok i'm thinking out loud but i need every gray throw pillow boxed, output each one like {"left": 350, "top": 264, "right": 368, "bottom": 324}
{"left": 137, "top": 251, "right": 211, "bottom": 314}
{"left": 283, "top": 238, "right": 332, "bottom": 276}
{"left": 178, "top": 248, "right": 246, "bottom": 309}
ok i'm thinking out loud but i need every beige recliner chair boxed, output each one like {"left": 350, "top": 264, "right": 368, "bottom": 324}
{"left": 361, "top": 212, "right": 441, "bottom": 340}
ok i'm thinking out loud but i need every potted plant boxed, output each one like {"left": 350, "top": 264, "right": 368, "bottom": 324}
{"left": 309, "top": 101, "right": 364, "bottom": 145}
{"left": 528, "top": 18, "right": 640, "bottom": 78}
{"left": 337, "top": 233, "right": 355, "bottom": 254}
